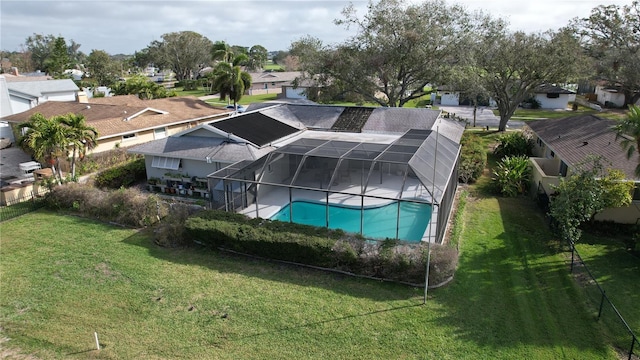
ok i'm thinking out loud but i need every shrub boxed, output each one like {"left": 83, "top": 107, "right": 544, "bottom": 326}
{"left": 493, "top": 155, "right": 532, "bottom": 197}
{"left": 94, "top": 158, "right": 146, "bottom": 189}
{"left": 44, "top": 183, "right": 165, "bottom": 227}
{"left": 458, "top": 133, "right": 487, "bottom": 183}
{"left": 493, "top": 131, "right": 533, "bottom": 159}
{"left": 428, "top": 244, "right": 458, "bottom": 285}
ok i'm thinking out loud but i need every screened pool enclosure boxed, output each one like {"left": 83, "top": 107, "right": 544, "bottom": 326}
{"left": 208, "top": 129, "right": 461, "bottom": 243}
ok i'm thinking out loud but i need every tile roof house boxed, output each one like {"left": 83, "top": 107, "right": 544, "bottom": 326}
{"left": 1, "top": 95, "right": 231, "bottom": 154}
{"left": 129, "top": 103, "right": 465, "bottom": 243}
{"left": 527, "top": 114, "right": 640, "bottom": 223}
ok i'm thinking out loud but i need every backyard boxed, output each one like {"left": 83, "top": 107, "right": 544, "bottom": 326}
{"left": 1, "top": 193, "right": 635, "bottom": 358}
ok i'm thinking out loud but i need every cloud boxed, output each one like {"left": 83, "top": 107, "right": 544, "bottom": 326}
{"left": 0, "top": 0, "right": 632, "bottom": 55}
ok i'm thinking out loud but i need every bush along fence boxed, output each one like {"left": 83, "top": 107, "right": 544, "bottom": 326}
{"left": 568, "top": 240, "right": 639, "bottom": 360}
{"left": 183, "top": 210, "right": 458, "bottom": 286}
{"left": 0, "top": 192, "right": 46, "bottom": 222}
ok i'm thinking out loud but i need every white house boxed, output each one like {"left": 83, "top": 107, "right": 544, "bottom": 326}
{"left": 533, "top": 84, "right": 575, "bottom": 110}
{"left": 437, "top": 86, "right": 461, "bottom": 106}
{"left": 2, "top": 76, "right": 79, "bottom": 115}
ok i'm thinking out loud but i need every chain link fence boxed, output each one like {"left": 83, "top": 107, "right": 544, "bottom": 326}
{"left": 0, "top": 192, "right": 46, "bottom": 222}
{"left": 568, "top": 240, "right": 639, "bottom": 360}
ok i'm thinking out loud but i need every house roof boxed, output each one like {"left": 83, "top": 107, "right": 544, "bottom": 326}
{"left": 527, "top": 114, "right": 640, "bottom": 180}
{"left": 247, "top": 71, "right": 301, "bottom": 84}
{"left": 1, "top": 96, "right": 230, "bottom": 139}
{"left": 127, "top": 134, "right": 273, "bottom": 163}
{"left": 535, "top": 84, "right": 575, "bottom": 94}
{"left": 6, "top": 79, "right": 78, "bottom": 98}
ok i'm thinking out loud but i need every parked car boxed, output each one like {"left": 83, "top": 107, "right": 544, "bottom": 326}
{"left": 226, "top": 104, "right": 246, "bottom": 113}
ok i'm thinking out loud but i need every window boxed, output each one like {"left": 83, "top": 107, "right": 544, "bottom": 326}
{"left": 152, "top": 156, "right": 180, "bottom": 170}
{"left": 550, "top": 150, "right": 555, "bottom": 158}
{"left": 546, "top": 93, "right": 560, "bottom": 98}
{"left": 154, "top": 127, "right": 166, "bottom": 139}
{"left": 122, "top": 133, "right": 136, "bottom": 141}
{"left": 633, "top": 185, "right": 640, "bottom": 201}
{"left": 559, "top": 161, "right": 568, "bottom": 177}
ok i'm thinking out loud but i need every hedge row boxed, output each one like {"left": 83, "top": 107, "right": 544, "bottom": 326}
{"left": 458, "top": 133, "right": 487, "bottom": 183}
{"left": 94, "top": 158, "right": 146, "bottom": 189}
{"left": 184, "top": 210, "right": 458, "bottom": 285}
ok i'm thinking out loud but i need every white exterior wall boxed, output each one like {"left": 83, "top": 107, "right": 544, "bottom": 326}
{"left": 9, "top": 97, "right": 34, "bottom": 114}
{"left": 284, "top": 86, "right": 306, "bottom": 99}
{"left": 534, "top": 94, "right": 570, "bottom": 109}
{"left": 595, "top": 86, "right": 626, "bottom": 107}
{"left": 440, "top": 91, "right": 460, "bottom": 106}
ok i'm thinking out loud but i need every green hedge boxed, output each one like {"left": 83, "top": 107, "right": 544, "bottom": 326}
{"left": 183, "top": 210, "right": 453, "bottom": 285}
{"left": 458, "top": 133, "right": 487, "bottom": 183}
{"left": 94, "top": 158, "right": 146, "bottom": 189}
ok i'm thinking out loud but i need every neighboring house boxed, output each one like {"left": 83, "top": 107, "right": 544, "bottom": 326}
{"left": 2, "top": 76, "right": 79, "bottom": 115}
{"left": 1, "top": 95, "right": 231, "bottom": 154}
{"left": 593, "top": 84, "right": 640, "bottom": 108}
{"left": 533, "top": 84, "right": 576, "bottom": 109}
{"left": 436, "top": 86, "right": 461, "bottom": 106}
{"left": 131, "top": 103, "right": 465, "bottom": 243}
{"left": 246, "top": 71, "right": 301, "bottom": 95}
{"left": 527, "top": 114, "right": 640, "bottom": 224}
{"left": 279, "top": 78, "right": 320, "bottom": 100}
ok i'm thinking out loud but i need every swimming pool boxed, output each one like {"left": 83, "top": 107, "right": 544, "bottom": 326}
{"left": 270, "top": 200, "right": 432, "bottom": 242}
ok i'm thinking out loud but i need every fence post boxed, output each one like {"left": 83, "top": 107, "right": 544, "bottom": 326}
{"left": 597, "top": 291, "right": 605, "bottom": 320}
{"left": 570, "top": 241, "right": 575, "bottom": 273}
{"left": 628, "top": 335, "right": 635, "bottom": 360}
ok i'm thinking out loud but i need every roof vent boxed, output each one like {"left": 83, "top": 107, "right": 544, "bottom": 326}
{"left": 583, "top": 141, "right": 588, "bottom": 146}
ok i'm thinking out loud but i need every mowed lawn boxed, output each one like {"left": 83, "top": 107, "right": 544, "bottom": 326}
{"left": 0, "top": 199, "right": 617, "bottom": 359}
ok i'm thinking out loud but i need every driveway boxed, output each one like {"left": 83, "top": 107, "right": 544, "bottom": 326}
{"left": 438, "top": 105, "right": 525, "bottom": 129}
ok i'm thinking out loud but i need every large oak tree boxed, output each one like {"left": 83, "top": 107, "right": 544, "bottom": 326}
{"left": 292, "top": 0, "right": 477, "bottom": 107}
{"left": 144, "top": 31, "right": 213, "bottom": 81}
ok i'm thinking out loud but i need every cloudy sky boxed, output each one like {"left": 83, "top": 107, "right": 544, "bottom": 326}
{"left": 0, "top": 0, "right": 632, "bottom": 55}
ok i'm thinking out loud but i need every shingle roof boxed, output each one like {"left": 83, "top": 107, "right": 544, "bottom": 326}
{"left": 127, "top": 135, "right": 273, "bottom": 162}
{"left": 535, "top": 84, "right": 575, "bottom": 94}
{"left": 1, "top": 96, "right": 229, "bottom": 139}
{"left": 247, "top": 71, "right": 301, "bottom": 84}
{"left": 527, "top": 115, "right": 640, "bottom": 180}
{"left": 362, "top": 108, "right": 443, "bottom": 134}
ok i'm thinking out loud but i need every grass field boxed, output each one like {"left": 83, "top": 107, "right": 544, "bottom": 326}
{"left": 0, "top": 194, "right": 621, "bottom": 359}
{"left": 493, "top": 106, "right": 627, "bottom": 121}
{"left": 575, "top": 233, "right": 640, "bottom": 351}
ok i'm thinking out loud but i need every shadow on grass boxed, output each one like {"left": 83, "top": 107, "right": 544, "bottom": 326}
{"left": 171, "top": 303, "right": 423, "bottom": 352}
{"left": 429, "top": 195, "right": 613, "bottom": 356}
{"left": 120, "top": 227, "right": 421, "bottom": 302}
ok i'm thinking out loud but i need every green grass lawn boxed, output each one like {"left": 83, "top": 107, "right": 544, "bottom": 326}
{"left": 0, "top": 197, "right": 619, "bottom": 359}
{"left": 574, "top": 233, "right": 640, "bottom": 350}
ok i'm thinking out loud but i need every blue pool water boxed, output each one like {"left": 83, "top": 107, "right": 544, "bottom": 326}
{"left": 270, "top": 200, "right": 431, "bottom": 242}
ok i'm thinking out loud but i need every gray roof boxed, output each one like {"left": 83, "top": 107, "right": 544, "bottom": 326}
{"left": 7, "top": 79, "right": 79, "bottom": 98}
{"left": 127, "top": 135, "right": 273, "bottom": 163}
{"left": 362, "top": 108, "right": 443, "bottom": 134}
{"left": 535, "top": 84, "right": 575, "bottom": 94}
{"left": 286, "top": 104, "right": 344, "bottom": 129}
{"left": 527, "top": 114, "right": 640, "bottom": 181}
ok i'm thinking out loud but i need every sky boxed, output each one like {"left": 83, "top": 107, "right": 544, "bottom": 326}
{"left": 0, "top": 0, "right": 633, "bottom": 55}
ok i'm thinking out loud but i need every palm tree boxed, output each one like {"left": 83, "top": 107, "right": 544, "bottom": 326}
{"left": 211, "top": 61, "right": 252, "bottom": 110}
{"left": 18, "top": 113, "right": 69, "bottom": 184}
{"left": 59, "top": 113, "right": 98, "bottom": 179}
{"left": 615, "top": 105, "right": 640, "bottom": 177}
